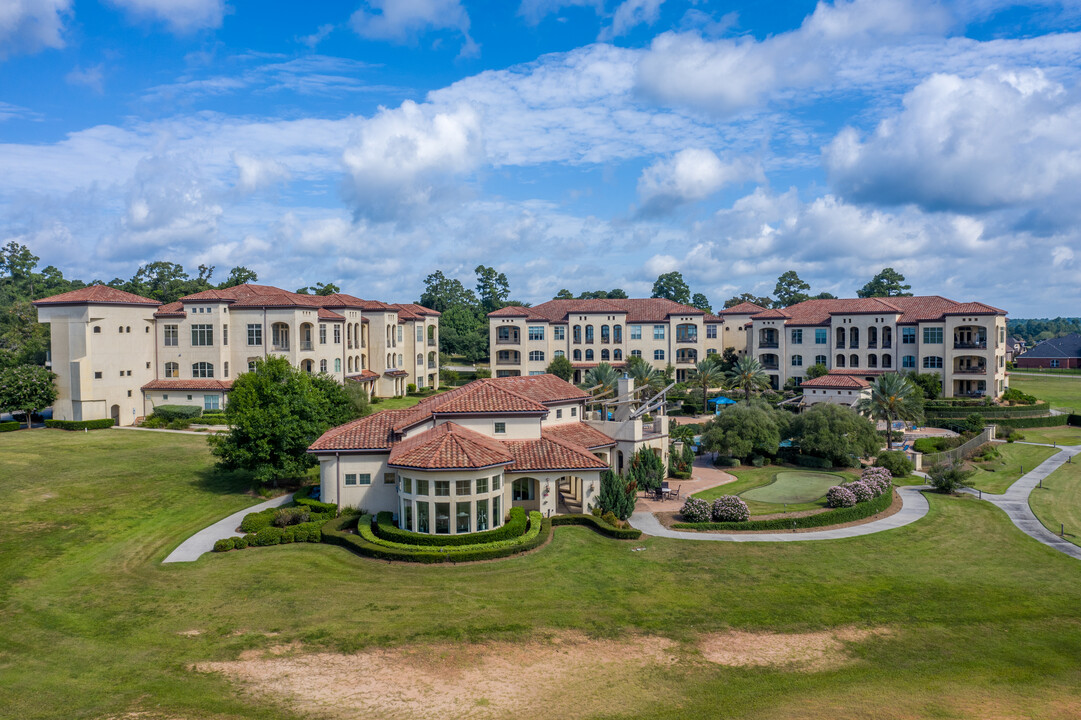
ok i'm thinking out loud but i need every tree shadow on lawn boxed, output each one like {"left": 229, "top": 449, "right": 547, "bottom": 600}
{"left": 191, "top": 465, "right": 318, "bottom": 499}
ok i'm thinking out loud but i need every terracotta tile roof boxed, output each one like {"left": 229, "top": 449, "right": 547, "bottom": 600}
{"left": 154, "top": 301, "right": 186, "bottom": 317}
{"left": 388, "top": 422, "right": 515, "bottom": 470}
{"left": 141, "top": 379, "right": 234, "bottom": 391}
{"left": 750, "top": 296, "right": 1006, "bottom": 326}
{"left": 542, "top": 422, "right": 616, "bottom": 449}
{"left": 488, "top": 298, "right": 707, "bottom": 323}
{"left": 384, "top": 369, "right": 410, "bottom": 377}
{"left": 503, "top": 433, "right": 611, "bottom": 471}
{"left": 799, "top": 374, "right": 870, "bottom": 389}
{"left": 308, "top": 410, "right": 416, "bottom": 451}
{"left": 346, "top": 370, "right": 380, "bottom": 382}
{"left": 825, "top": 368, "right": 886, "bottom": 377}
{"left": 392, "top": 302, "right": 441, "bottom": 319}
{"left": 317, "top": 307, "right": 345, "bottom": 321}
{"left": 178, "top": 284, "right": 293, "bottom": 302}
{"left": 486, "top": 374, "right": 591, "bottom": 404}
{"left": 718, "top": 302, "right": 768, "bottom": 315}
{"left": 33, "top": 285, "right": 159, "bottom": 306}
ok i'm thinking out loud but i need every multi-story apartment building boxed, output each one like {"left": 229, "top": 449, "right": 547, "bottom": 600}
{"left": 487, "top": 298, "right": 761, "bottom": 384}
{"left": 33, "top": 283, "right": 440, "bottom": 425}
{"left": 746, "top": 296, "right": 1008, "bottom": 398}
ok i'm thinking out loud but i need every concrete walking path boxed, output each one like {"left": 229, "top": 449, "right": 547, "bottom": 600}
{"left": 629, "top": 484, "right": 930, "bottom": 543}
{"left": 163, "top": 493, "right": 294, "bottom": 563}
{"left": 962, "top": 443, "right": 1081, "bottom": 561}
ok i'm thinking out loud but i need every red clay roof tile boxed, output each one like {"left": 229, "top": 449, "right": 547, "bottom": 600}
{"left": 388, "top": 422, "right": 515, "bottom": 470}
{"left": 33, "top": 285, "right": 159, "bottom": 306}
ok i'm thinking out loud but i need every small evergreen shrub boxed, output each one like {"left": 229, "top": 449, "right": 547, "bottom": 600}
{"left": 234, "top": 535, "right": 249, "bottom": 549}
{"left": 711, "top": 495, "right": 749, "bottom": 522}
{"left": 151, "top": 404, "right": 202, "bottom": 421}
{"left": 0, "top": 421, "right": 20, "bottom": 432}
{"left": 794, "top": 454, "right": 833, "bottom": 469}
{"left": 601, "top": 511, "right": 620, "bottom": 528}
{"left": 874, "top": 451, "right": 914, "bottom": 477}
{"left": 213, "top": 538, "right": 235, "bottom": 552}
{"left": 826, "top": 485, "right": 857, "bottom": 508}
{"left": 750, "top": 455, "right": 766, "bottom": 467}
{"left": 45, "top": 418, "right": 116, "bottom": 430}
{"left": 712, "top": 456, "right": 739, "bottom": 467}
{"left": 680, "top": 497, "right": 711, "bottom": 523}
{"left": 254, "top": 527, "right": 283, "bottom": 546}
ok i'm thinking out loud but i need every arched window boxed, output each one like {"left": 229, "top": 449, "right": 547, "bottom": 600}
{"left": 923, "top": 356, "right": 943, "bottom": 369}
{"left": 868, "top": 326, "right": 878, "bottom": 348}
{"left": 334, "top": 358, "right": 341, "bottom": 373}
{"left": 585, "top": 325, "right": 594, "bottom": 343}
{"left": 248, "top": 360, "right": 257, "bottom": 372}
{"left": 849, "top": 354, "right": 859, "bottom": 368}
{"left": 360, "top": 354, "right": 365, "bottom": 369}
{"left": 398, "top": 353, "right": 403, "bottom": 367}
{"left": 613, "top": 349, "right": 622, "bottom": 361}
{"left": 554, "top": 350, "right": 565, "bottom": 358}
{"left": 271, "top": 322, "right": 289, "bottom": 351}
{"left": 164, "top": 362, "right": 178, "bottom": 378}
{"left": 836, "top": 327, "right": 845, "bottom": 348}
{"left": 573, "top": 325, "right": 582, "bottom": 343}
{"left": 192, "top": 362, "right": 214, "bottom": 378}
{"left": 613, "top": 325, "right": 622, "bottom": 343}
{"left": 882, "top": 354, "right": 892, "bottom": 368}
{"left": 573, "top": 349, "right": 582, "bottom": 361}
{"left": 867, "top": 354, "right": 878, "bottom": 368}
{"left": 836, "top": 354, "right": 846, "bottom": 368}
{"left": 585, "top": 349, "right": 594, "bottom": 361}
{"left": 601, "top": 349, "right": 610, "bottom": 361}
{"left": 815, "top": 355, "right": 827, "bottom": 366}
{"left": 792, "top": 355, "right": 803, "bottom": 366}
{"left": 850, "top": 327, "right": 860, "bottom": 349}
{"left": 529, "top": 350, "right": 545, "bottom": 362}
{"left": 417, "top": 354, "right": 423, "bottom": 366}
{"left": 320, "top": 359, "right": 328, "bottom": 373}
{"left": 301, "top": 360, "right": 314, "bottom": 373}
{"left": 428, "top": 351, "right": 436, "bottom": 368}
{"left": 348, "top": 356, "right": 354, "bottom": 373}
{"left": 600, "top": 325, "right": 610, "bottom": 343}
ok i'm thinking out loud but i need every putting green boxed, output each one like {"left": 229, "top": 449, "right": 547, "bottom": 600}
{"left": 740, "top": 471, "right": 842, "bottom": 504}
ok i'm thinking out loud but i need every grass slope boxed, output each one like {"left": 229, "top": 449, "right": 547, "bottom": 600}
{"left": 3, "top": 431, "right": 1081, "bottom": 719}
{"left": 1010, "top": 374, "right": 1081, "bottom": 413}
{"left": 1017, "top": 426, "right": 1081, "bottom": 446}
{"left": 965, "top": 443, "right": 1059, "bottom": 494}
{"left": 1029, "top": 458, "right": 1081, "bottom": 548}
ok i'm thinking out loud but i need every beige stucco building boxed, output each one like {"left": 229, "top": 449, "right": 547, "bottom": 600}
{"left": 487, "top": 298, "right": 764, "bottom": 384}
{"left": 33, "top": 283, "right": 440, "bottom": 425}
{"left": 309, "top": 374, "right": 669, "bottom": 533}
{"left": 746, "top": 296, "right": 1008, "bottom": 399}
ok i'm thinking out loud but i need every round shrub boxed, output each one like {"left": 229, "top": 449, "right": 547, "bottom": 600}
{"left": 860, "top": 467, "right": 893, "bottom": 496}
{"left": 826, "top": 485, "right": 857, "bottom": 508}
{"left": 234, "top": 535, "right": 249, "bottom": 550}
{"left": 680, "top": 497, "right": 711, "bottom": 523}
{"left": 874, "top": 451, "right": 914, "bottom": 478}
{"left": 711, "top": 495, "right": 750, "bottom": 522}
{"left": 601, "top": 511, "right": 620, "bottom": 528}
{"left": 307, "top": 528, "right": 321, "bottom": 543}
{"left": 254, "top": 527, "right": 283, "bottom": 546}
{"left": 293, "top": 526, "right": 310, "bottom": 543}
{"left": 240, "top": 511, "right": 273, "bottom": 534}
{"left": 213, "top": 538, "right": 235, "bottom": 552}
{"left": 847, "top": 480, "right": 874, "bottom": 503}
{"left": 280, "top": 528, "right": 295, "bottom": 544}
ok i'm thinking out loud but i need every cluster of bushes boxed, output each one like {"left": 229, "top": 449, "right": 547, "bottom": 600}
{"left": 873, "top": 450, "right": 914, "bottom": 477}
{"left": 213, "top": 522, "right": 325, "bottom": 552}
{"left": 374, "top": 507, "right": 527, "bottom": 546}
{"left": 45, "top": 418, "right": 116, "bottom": 430}
{"left": 194, "top": 413, "right": 228, "bottom": 426}
{"left": 668, "top": 442, "right": 695, "bottom": 480}
{"left": 712, "top": 456, "right": 739, "bottom": 467}
{"left": 556, "top": 513, "right": 641, "bottom": 539}
{"left": 912, "top": 436, "right": 954, "bottom": 454}
{"left": 1004, "top": 431, "right": 1026, "bottom": 443}
{"left": 673, "top": 489, "right": 894, "bottom": 531}
{"left": 679, "top": 495, "right": 750, "bottom": 523}
{"left": 825, "top": 468, "right": 893, "bottom": 508}
{"left": 0, "top": 421, "right": 20, "bottom": 432}
{"left": 238, "top": 505, "right": 333, "bottom": 534}
{"left": 973, "top": 444, "right": 1000, "bottom": 463}
{"left": 292, "top": 487, "right": 337, "bottom": 513}
{"left": 152, "top": 405, "right": 202, "bottom": 421}
{"left": 1000, "top": 387, "right": 1038, "bottom": 405}
{"left": 791, "top": 454, "right": 834, "bottom": 469}
{"left": 322, "top": 511, "right": 550, "bottom": 563}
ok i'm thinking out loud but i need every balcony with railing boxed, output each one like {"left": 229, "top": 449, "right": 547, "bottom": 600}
{"left": 954, "top": 356, "right": 987, "bottom": 374}
{"left": 496, "top": 329, "right": 520, "bottom": 345}
{"left": 300, "top": 341, "right": 313, "bottom": 351}
{"left": 759, "top": 353, "right": 780, "bottom": 371}
{"left": 954, "top": 325, "right": 988, "bottom": 350}
{"left": 758, "top": 328, "right": 779, "bottom": 349}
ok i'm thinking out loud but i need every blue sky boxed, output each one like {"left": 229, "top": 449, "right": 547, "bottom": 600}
{"left": 2, "top": 0, "right": 1081, "bottom": 316}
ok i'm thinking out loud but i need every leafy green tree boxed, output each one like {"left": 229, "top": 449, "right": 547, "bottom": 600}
{"left": 725, "top": 356, "right": 771, "bottom": 401}
{"left": 554, "top": 288, "right": 574, "bottom": 299}
{"left": 419, "top": 271, "right": 479, "bottom": 313}
{"left": 219, "top": 266, "right": 258, "bottom": 288}
{"left": 906, "top": 371, "right": 942, "bottom": 400}
{"left": 475, "top": 265, "right": 510, "bottom": 313}
{"left": 813, "top": 291, "right": 837, "bottom": 300}
{"left": 596, "top": 469, "right": 638, "bottom": 520}
{"left": 296, "top": 282, "right": 341, "bottom": 296}
{"left": 473, "top": 367, "right": 491, "bottom": 379}
{"left": 927, "top": 463, "right": 972, "bottom": 493}
{"left": 689, "top": 359, "right": 725, "bottom": 416}
{"left": 628, "top": 447, "right": 665, "bottom": 493}
{"left": 700, "top": 401, "right": 788, "bottom": 461}
{"left": 0, "top": 364, "right": 57, "bottom": 428}
{"left": 627, "top": 355, "right": 662, "bottom": 394}
{"left": 546, "top": 354, "right": 573, "bottom": 381}
{"left": 805, "top": 362, "right": 828, "bottom": 379}
{"left": 855, "top": 373, "right": 925, "bottom": 450}
{"left": 342, "top": 379, "right": 373, "bottom": 419}
{"left": 709, "top": 347, "right": 739, "bottom": 374}
{"left": 773, "top": 270, "right": 811, "bottom": 307}
{"left": 789, "top": 403, "right": 879, "bottom": 466}
{"left": 583, "top": 362, "right": 620, "bottom": 395}
{"left": 723, "top": 292, "right": 772, "bottom": 309}
{"left": 651, "top": 271, "right": 691, "bottom": 304}
{"left": 857, "top": 267, "right": 913, "bottom": 298}
{"left": 208, "top": 357, "right": 355, "bottom": 486}
{"left": 691, "top": 292, "right": 711, "bottom": 312}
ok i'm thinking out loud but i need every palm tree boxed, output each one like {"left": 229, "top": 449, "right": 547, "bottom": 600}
{"left": 582, "top": 362, "right": 620, "bottom": 396}
{"left": 856, "top": 373, "right": 924, "bottom": 450}
{"left": 725, "top": 356, "right": 771, "bottom": 401}
{"left": 626, "top": 356, "right": 663, "bottom": 396}
{"left": 689, "top": 359, "right": 725, "bottom": 415}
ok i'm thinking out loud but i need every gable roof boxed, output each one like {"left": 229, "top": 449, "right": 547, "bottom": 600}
{"left": 799, "top": 374, "right": 870, "bottom": 390}
{"left": 388, "top": 422, "right": 515, "bottom": 470}
{"left": 1017, "top": 333, "right": 1081, "bottom": 359}
{"left": 141, "top": 379, "right": 234, "bottom": 391}
{"left": 33, "top": 285, "right": 159, "bottom": 307}
{"left": 503, "top": 433, "right": 611, "bottom": 472}
{"left": 488, "top": 297, "right": 708, "bottom": 324}
{"left": 308, "top": 410, "right": 416, "bottom": 452}
{"left": 542, "top": 422, "right": 617, "bottom": 449}
{"left": 718, "top": 302, "right": 768, "bottom": 315}
{"left": 750, "top": 296, "right": 1006, "bottom": 326}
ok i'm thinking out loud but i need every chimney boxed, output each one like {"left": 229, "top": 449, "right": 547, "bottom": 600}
{"left": 616, "top": 375, "right": 634, "bottom": 423}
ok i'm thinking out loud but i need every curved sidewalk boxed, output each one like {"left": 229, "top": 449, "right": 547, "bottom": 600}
{"left": 163, "top": 493, "right": 294, "bottom": 563}
{"left": 963, "top": 444, "right": 1081, "bottom": 561}
{"left": 629, "top": 484, "right": 930, "bottom": 543}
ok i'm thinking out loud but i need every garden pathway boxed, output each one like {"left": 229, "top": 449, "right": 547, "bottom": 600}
{"left": 962, "top": 443, "right": 1081, "bottom": 561}
{"left": 163, "top": 493, "right": 294, "bottom": 563}
{"left": 635, "top": 455, "right": 736, "bottom": 512}
{"left": 629, "top": 484, "right": 930, "bottom": 543}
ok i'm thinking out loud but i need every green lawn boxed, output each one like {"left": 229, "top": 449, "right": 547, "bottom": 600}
{"left": 965, "top": 442, "right": 1059, "bottom": 494}
{"left": 1010, "top": 374, "right": 1081, "bottom": 413}
{"left": 1029, "top": 458, "right": 1081, "bottom": 548}
{"left": 371, "top": 387, "right": 453, "bottom": 410}
{"left": 694, "top": 466, "right": 858, "bottom": 514}
{"left": 1015, "top": 426, "right": 1081, "bottom": 446}
{"left": 741, "top": 471, "right": 842, "bottom": 504}
{"left": 4, "top": 431, "right": 1081, "bottom": 719}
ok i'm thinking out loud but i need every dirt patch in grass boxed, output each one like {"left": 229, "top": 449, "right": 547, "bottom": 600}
{"left": 196, "top": 633, "right": 678, "bottom": 720}
{"left": 699, "top": 627, "right": 891, "bottom": 672}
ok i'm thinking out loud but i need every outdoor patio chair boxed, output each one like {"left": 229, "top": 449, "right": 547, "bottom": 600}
{"left": 672, "top": 485, "right": 681, "bottom": 500}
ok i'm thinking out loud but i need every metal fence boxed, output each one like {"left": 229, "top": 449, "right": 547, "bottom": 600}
{"left": 922, "top": 427, "right": 995, "bottom": 467}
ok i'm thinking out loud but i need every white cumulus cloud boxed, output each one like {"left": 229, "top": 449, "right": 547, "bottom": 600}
{"left": 232, "top": 152, "right": 290, "bottom": 193}
{"left": 0, "top": 0, "right": 70, "bottom": 59}
{"left": 105, "top": 0, "right": 224, "bottom": 32}
{"left": 351, "top": 0, "right": 477, "bottom": 55}
{"left": 600, "top": 0, "right": 665, "bottom": 40}
{"left": 637, "top": 148, "right": 760, "bottom": 214}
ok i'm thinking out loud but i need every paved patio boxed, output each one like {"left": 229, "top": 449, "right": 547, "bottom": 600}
{"left": 636, "top": 455, "right": 736, "bottom": 512}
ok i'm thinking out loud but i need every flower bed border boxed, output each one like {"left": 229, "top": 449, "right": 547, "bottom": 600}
{"left": 671, "top": 488, "right": 894, "bottom": 531}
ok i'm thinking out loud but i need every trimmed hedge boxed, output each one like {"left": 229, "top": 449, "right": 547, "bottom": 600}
{"left": 992, "top": 415, "right": 1069, "bottom": 429}
{"left": 373, "top": 507, "right": 527, "bottom": 547}
{"left": 712, "top": 456, "right": 739, "bottom": 467}
{"left": 322, "top": 512, "right": 551, "bottom": 563}
{"left": 152, "top": 404, "right": 202, "bottom": 421}
{"left": 45, "top": 418, "right": 116, "bottom": 430}
{"left": 0, "top": 421, "right": 20, "bottom": 432}
{"left": 192, "top": 415, "right": 229, "bottom": 426}
{"left": 551, "top": 513, "right": 642, "bottom": 539}
{"left": 793, "top": 454, "right": 833, "bottom": 469}
{"left": 925, "top": 404, "right": 1049, "bottom": 418}
{"left": 672, "top": 488, "right": 894, "bottom": 531}
{"left": 292, "top": 487, "right": 338, "bottom": 514}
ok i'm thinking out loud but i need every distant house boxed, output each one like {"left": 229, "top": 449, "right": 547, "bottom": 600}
{"left": 799, "top": 372, "right": 872, "bottom": 410}
{"left": 1005, "top": 336, "right": 1026, "bottom": 363}
{"left": 1015, "top": 333, "right": 1081, "bottom": 369}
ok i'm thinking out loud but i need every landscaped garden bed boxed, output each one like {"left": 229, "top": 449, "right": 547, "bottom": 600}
{"left": 213, "top": 487, "right": 337, "bottom": 552}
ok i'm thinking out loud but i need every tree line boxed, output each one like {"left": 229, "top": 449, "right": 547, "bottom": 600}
{"left": 1005, "top": 318, "right": 1081, "bottom": 345}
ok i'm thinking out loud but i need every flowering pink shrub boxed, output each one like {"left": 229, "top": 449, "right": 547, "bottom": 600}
{"left": 848, "top": 480, "right": 874, "bottom": 503}
{"left": 680, "top": 497, "right": 712, "bottom": 523}
{"left": 826, "top": 485, "right": 857, "bottom": 508}
{"left": 860, "top": 467, "right": 893, "bottom": 497}
{"left": 712, "top": 495, "right": 750, "bottom": 522}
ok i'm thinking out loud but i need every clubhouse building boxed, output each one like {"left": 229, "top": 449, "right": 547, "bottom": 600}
{"left": 33, "top": 283, "right": 440, "bottom": 426}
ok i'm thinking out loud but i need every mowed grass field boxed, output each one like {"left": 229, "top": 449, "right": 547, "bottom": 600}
{"left": 965, "top": 442, "right": 1059, "bottom": 494}
{"left": 1017, "top": 425, "right": 1081, "bottom": 446}
{"left": 694, "top": 466, "right": 858, "bottom": 514}
{"left": 1010, "top": 373, "right": 1081, "bottom": 413}
{"left": 4, "top": 430, "right": 1081, "bottom": 719}
{"left": 1030, "top": 459, "right": 1081, "bottom": 549}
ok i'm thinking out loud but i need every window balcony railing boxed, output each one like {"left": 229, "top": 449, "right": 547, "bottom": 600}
{"left": 428, "top": 361, "right": 436, "bottom": 369}
{"left": 759, "top": 341, "right": 779, "bottom": 349}
{"left": 868, "top": 342, "right": 877, "bottom": 349}
{"left": 882, "top": 341, "right": 892, "bottom": 349}
{"left": 272, "top": 343, "right": 289, "bottom": 352}
{"left": 761, "top": 364, "right": 779, "bottom": 371}
{"left": 954, "top": 366, "right": 987, "bottom": 374}
{"left": 850, "top": 342, "right": 860, "bottom": 349}
{"left": 496, "top": 337, "right": 520, "bottom": 345}
{"left": 954, "top": 341, "right": 987, "bottom": 349}
{"left": 496, "top": 358, "right": 520, "bottom": 365}
{"left": 676, "top": 337, "right": 698, "bottom": 344}
{"left": 300, "top": 341, "right": 313, "bottom": 351}
{"left": 428, "top": 338, "right": 436, "bottom": 346}
{"left": 676, "top": 356, "right": 697, "bottom": 364}
{"left": 836, "top": 342, "right": 845, "bottom": 349}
